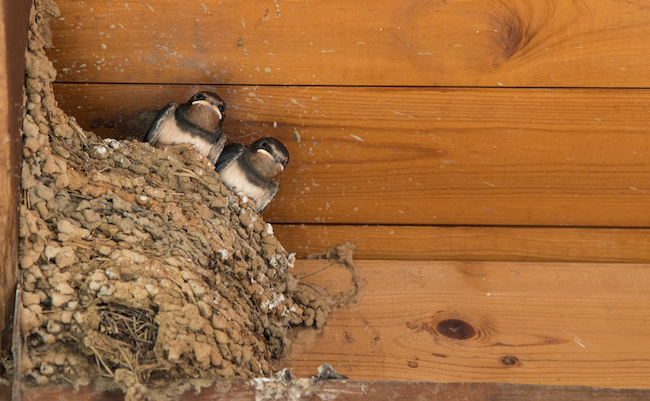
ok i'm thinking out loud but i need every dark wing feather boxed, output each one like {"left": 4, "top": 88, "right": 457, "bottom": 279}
{"left": 256, "top": 180, "right": 280, "bottom": 212}
{"left": 144, "top": 102, "right": 176, "bottom": 145}
{"left": 207, "top": 132, "right": 227, "bottom": 165}
{"left": 215, "top": 143, "right": 245, "bottom": 173}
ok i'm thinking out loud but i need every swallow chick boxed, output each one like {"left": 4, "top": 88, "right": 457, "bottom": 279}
{"left": 216, "top": 137, "right": 289, "bottom": 212}
{"left": 144, "top": 91, "right": 227, "bottom": 164}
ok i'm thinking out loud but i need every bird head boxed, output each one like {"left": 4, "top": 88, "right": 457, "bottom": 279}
{"left": 184, "top": 91, "right": 226, "bottom": 132}
{"left": 248, "top": 137, "right": 289, "bottom": 179}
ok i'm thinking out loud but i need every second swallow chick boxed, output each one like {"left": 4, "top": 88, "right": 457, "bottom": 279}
{"left": 216, "top": 137, "right": 289, "bottom": 212}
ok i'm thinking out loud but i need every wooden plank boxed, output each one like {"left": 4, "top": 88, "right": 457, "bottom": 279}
{"left": 0, "top": 0, "right": 32, "bottom": 344}
{"left": 288, "top": 260, "right": 650, "bottom": 388}
{"left": 47, "top": 0, "right": 650, "bottom": 87}
{"left": 273, "top": 225, "right": 650, "bottom": 263}
{"left": 53, "top": 83, "right": 650, "bottom": 227}
{"left": 15, "top": 381, "right": 650, "bottom": 401}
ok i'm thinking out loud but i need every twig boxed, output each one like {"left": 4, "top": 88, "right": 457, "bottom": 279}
{"left": 90, "top": 346, "right": 115, "bottom": 377}
{"left": 295, "top": 262, "right": 334, "bottom": 280}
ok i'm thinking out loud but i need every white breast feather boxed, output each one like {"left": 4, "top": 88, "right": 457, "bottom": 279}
{"left": 219, "top": 162, "right": 266, "bottom": 202}
{"left": 157, "top": 118, "right": 213, "bottom": 158}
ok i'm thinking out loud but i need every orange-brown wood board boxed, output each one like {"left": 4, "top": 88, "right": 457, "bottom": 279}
{"left": 47, "top": 0, "right": 650, "bottom": 87}
{"left": 288, "top": 260, "right": 650, "bottom": 388}
{"left": 53, "top": 84, "right": 650, "bottom": 227}
{"left": 272, "top": 225, "right": 650, "bottom": 263}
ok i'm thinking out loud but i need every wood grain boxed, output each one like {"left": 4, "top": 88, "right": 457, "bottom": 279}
{"left": 14, "top": 381, "right": 650, "bottom": 401}
{"left": 288, "top": 260, "right": 650, "bottom": 388}
{"left": 0, "top": 0, "right": 32, "bottom": 345}
{"left": 53, "top": 83, "right": 650, "bottom": 227}
{"left": 47, "top": 0, "right": 650, "bottom": 87}
{"left": 273, "top": 225, "right": 650, "bottom": 263}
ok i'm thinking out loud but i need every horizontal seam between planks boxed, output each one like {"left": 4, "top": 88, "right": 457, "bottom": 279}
{"left": 52, "top": 82, "right": 650, "bottom": 91}
{"left": 269, "top": 222, "right": 650, "bottom": 230}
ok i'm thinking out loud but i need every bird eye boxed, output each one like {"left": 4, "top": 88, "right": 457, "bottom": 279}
{"left": 195, "top": 93, "right": 205, "bottom": 100}
{"left": 261, "top": 141, "right": 270, "bottom": 149}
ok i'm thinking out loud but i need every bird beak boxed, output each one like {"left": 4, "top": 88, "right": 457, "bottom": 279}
{"left": 257, "top": 148, "right": 273, "bottom": 159}
{"left": 256, "top": 148, "right": 285, "bottom": 171}
{"left": 192, "top": 100, "right": 223, "bottom": 120}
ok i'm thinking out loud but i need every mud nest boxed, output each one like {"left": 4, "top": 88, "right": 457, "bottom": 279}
{"left": 16, "top": 0, "right": 335, "bottom": 394}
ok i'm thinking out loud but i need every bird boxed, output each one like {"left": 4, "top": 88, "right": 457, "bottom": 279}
{"left": 216, "top": 137, "right": 289, "bottom": 212}
{"left": 144, "top": 91, "right": 227, "bottom": 164}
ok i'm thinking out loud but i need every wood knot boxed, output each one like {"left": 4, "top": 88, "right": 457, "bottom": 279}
{"left": 497, "top": 12, "right": 525, "bottom": 60}
{"left": 426, "top": 311, "right": 492, "bottom": 345}
{"left": 501, "top": 355, "right": 520, "bottom": 367}
{"left": 486, "top": 3, "right": 544, "bottom": 67}
{"left": 436, "top": 319, "right": 475, "bottom": 340}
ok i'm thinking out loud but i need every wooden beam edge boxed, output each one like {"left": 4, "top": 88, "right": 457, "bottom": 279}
{"left": 7, "top": 380, "right": 650, "bottom": 401}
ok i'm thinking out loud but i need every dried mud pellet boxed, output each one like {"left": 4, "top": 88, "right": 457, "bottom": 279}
{"left": 133, "top": 288, "right": 149, "bottom": 300}
{"left": 60, "top": 311, "right": 72, "bottom": 324}
{"left": 214, "top": 330, "right": 229, "bottom": 344}
{"left": 210, "top": 346, "right": 223, "bottom": 367}
{"left": 54, "top": 253, "right": 74, "bottom": 268}
{"left": 82, "top": 209, "right": 101, "bottom": 224}
{"left": 27, "top": 303, "right": 43, "bottom": 315}
{"left": 55, "top": 281, "right": 74, "bottom": 295}
{"left": 99, "top": 286, "right": 114, "bottom": 296}
{"left": 303, "top": 308, "right": 316, "bottom": 327}
{"left": 20, "top": 307, "right": 40, "bottom": 334}
{"left": 188, "top": 318, "right": 205, "bottom": 333}
{"left": 54, "top": 353, "right": 66, "bottom": 366}
{"left": 39, "top": 330, "right": 56, "bottom": 344}
{"left": 114, "top": 369, "right": 136, "bottom": 390}
{"left": 88, "top": 271, "right": 108, "bottom": 291}
{"left": 34, "top": 181, "right": 54, "bottom": 201}
{"left": 29, "top": 265, "right": 44, "bottom": 280}
{"left": 51, "top": 293, "right": 73, "bottom": 307}
{"left": 167, "top": 339, "right": 188, "bottom": 363}
{"left": 104, "top": 267, "right": 120, "bottom": 280}
{"left": 46, "top": 320, "right": 61, "bottom": 334}
{"left": 23, "top": 292, "right": 40, "bottom": 307}
{"left": 196, "top": 300, "right": 211, "bottom": 319}
{"left": 211, "top": 314, "right": 227, "bottom": 330}
{"left": 89, "top": 145, "right": 108, "bottom": 160}
{"left": 193, "top": 342, "right": 212, "bottom": 369}
{"left": 57, "top": 220, "right": 90, "bottom": 238}
{"left": 39, "top": 363, "right": 54, "bottom": 376}
{"left": 217, "top": 344, "right": 232, "bottom": 362}
{"left": 201, "top": 322, "right": 214, "bottom": 338}
{"left": 35, "top": 290, "right": 48, "bottom": 302}
{"left": 144, "top": 283, "right": 159, "bottom": 297}
{"left": 129, "top": 164, "right": 149, "bottom": 175}
{"left": 314, "top": 308, "right": 326, "bottom": 328}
